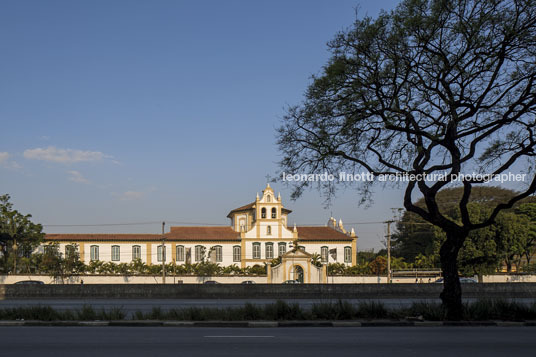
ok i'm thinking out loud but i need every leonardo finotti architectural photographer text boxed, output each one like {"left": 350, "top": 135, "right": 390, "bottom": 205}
{"left": 281, "top": 171, "right": 527, "bottom": 183}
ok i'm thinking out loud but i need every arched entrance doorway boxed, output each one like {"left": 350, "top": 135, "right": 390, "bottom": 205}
{"left": 293, "top": 265, "right": 304, "bottom": 283}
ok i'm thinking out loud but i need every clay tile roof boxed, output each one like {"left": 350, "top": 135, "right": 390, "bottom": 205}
{"left": 296, "top": 226, "right": 353, "bottom": 241}
{"left": 227, "top": 202, "right": 293, "bottom": 218}
{"left": 45, "top": 234, "right": 161, "bottom": 242}
{"left": 166, "top": 226, "right": 240, "bottom": 241}
{"left": 227, "top": 202, "right": 255, "bottom": 217}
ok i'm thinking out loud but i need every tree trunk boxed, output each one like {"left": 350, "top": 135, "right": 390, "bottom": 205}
{"left": 439, "top": 230, "right": 466, "bottom": 320}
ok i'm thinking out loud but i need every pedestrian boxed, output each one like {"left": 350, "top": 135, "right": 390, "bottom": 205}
{"left": 80, "top": 279, "right": 84, "bottom": 285}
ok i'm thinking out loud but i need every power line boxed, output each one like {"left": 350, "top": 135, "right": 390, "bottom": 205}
{"left": 166, "top": 221, "right": 228, "bottom": 226}
{"left": 43, "top": 220, "right": 432, "bottom": 228}
{"left": 43, "top": 222, "right": 162, "bottom": 227}
{"left": 43, "top": 220, "right": 390, "bottom": 228}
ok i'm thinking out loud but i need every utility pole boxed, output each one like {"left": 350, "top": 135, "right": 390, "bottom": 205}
{"left": 11, "top": 218, "right": 17, "bottom": 274}
{"left": 386, "top": 208, "right": 403, "bottom": 284}
{"left": 162, "top": 221, "right": 166, "bottom": 285}
{"left": 324, "top": 248, "right": 329, "bottom": 284}
{"left": 13, "top": 239, "right": 17, "bottom": 274}
{"left": 386, "top": 220, "right": 394, "bottom": 284}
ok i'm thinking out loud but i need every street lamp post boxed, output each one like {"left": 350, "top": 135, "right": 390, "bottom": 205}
{"left": 162, "top": 221, "right": 166, "bottom": 285}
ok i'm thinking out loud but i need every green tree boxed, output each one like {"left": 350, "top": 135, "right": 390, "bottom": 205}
{"left": 516, "top": 203, "right": 536, "bottom": 267}
{"left": 0, "top": 194, "right": 45, "bottom": 273}
{"left": 356, "top": 250, "right": 376, "bottom": 265}
{"left": 310, "top": 253, "right": 323, "bottom": 267}
{"left": 369, "top": 256, "right": 388, "bottom": 275}
{"left": 327, "top": 262, "right": 348, "bottom": 275}
{"left": 414, "top": 253, "right": 438, "bottom": 269}
{"left": 40, "top": 243, "right": 84, "bottom": 283}
{"left": 195, "top": 262, "right": 222, "bottom": 276}
{"left": 129, "top": 259, "right": 149, "bottom": 275}
{"left": 494, "top": 212, "right": 530, "bottom": 272}
{"left": 276, "top": 0, "right": 536, "bottom": 319}
{"left": 395, "top": 188, "right": 534, "bottom": 277}
{"left": 393, "top": 187, "right": 518, "bottom": 262}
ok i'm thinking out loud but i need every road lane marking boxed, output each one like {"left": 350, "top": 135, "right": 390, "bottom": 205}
{"left": 203, "top": 335, "right": 274, "bottom": 338}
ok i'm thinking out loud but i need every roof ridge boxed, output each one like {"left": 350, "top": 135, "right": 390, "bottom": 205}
{"left": 170, "top": 226, "right": 231, "bottom": 228}
{"left": 46, "top": 233, "right": 161, "bottom": 235}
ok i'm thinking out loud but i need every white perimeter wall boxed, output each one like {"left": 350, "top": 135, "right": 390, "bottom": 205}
{"left": 4, "top": 274, "right": 535, "bottom": 284}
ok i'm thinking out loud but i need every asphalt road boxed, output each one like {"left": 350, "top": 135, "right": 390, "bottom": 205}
{"left": 0, "top": 326, "right": 535, "bottom": 357}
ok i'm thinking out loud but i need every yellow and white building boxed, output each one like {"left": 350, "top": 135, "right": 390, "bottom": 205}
{"left": 45, "top": 184, "right": 358, "bottom": 268}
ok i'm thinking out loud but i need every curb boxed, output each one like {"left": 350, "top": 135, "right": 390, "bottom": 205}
{"left": 360, "top": 321, "right": 414, "bottom": 327}
{"left": 495, "top": 321, "right": 525, "bottom": 327}
{"left": 332, "top": 321, "right": 362, "bottom": 327}
{"left": 193, "top": 322, "right": 249, "bottom": 328}
{"left": 442, "top": 321, "right": 497, "bottom": 327}
{"left": 249, "top": 321, "right": 278, "bottom": 328}
{"left": 278, "top": 321, "right": 333, "bottom": 327}
{"left": 1, "top": 320, "right": 536, "bottom": 327}
{"left": 414, "top": 321, "right": 443, "bottom": 327}
{"left": 162, "top": 321, "right": 195, "bottom": 327}
{"left": 109, "top": 320, "right": 163, "bottom": 327}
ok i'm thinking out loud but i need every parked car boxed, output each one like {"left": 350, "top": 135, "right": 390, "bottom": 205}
{"left": 241, "top": 280, "right": 256, "bottom": 284}
{"left": 14, "top": 280, "right": 44, "bottom": 285}
{"left": 434, "top": 277, "right": 477, "bottom": 283}
{"left": 203, "top": 280, "right": 220, "bottom": 284}
{"left": 282, "top": 280, "right": 301, "bottom": 284}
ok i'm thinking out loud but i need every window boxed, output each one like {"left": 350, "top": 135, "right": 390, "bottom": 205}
{"left": 233, "top": 246, "right": 241, "bottom": 262}
{"left": 90, "top": 245, "right": 99, "bottom": 261}
{"left": 195, "top": 245, "right": 204, "bottom": 262}
{"left": 132, "top": 245, "right": 141, "bottom": 260}
{"left": 267, "top": 195, "right": 271, "bottom": 202}
{"left": 321, "top": 246, "right": 328, "bottom": 262}
{"left": 176, "top": 245, "right": 184, "bottom": 262}
{"left": 157, "top": 245, "right": 166, "bottom": 262}
{"left": 65, "top": 245, "right": 76, "bottom": 258}
{"left": 265, "top": 243, "right": 274, "bottom": 259}
{"left": 111, "top": 245, "right": 120, "bottom": 261}
{"left": 252, "top": 243, "right": 261, "bottom": 259}
{"left": 278, "top": 243, "right": 286, "bottom": 257}
{"left": 267, "top": 225, "right": 271, "bottom": 235}
{"left": 261, "top": 207, "right": 266, "bottom": 218}
{"left": 344, "top": 246, "right": 352, "bottom": 263}
{"left": 271, "top": 207, "right": 276, "bottom": 218}
{"left": 239, "top": 218, "right": 246, "bottom": 231}
{"left": 214, "top": 245, "right": 222, "bottom": 262}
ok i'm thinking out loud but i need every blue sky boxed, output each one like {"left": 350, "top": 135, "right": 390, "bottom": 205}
{"left": 1, "top": 0, "right": 418, "bottom": 250}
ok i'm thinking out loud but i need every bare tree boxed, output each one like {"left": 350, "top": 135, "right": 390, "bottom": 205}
{"left": 277, "top": 0, "right": 536, "bottom": 320}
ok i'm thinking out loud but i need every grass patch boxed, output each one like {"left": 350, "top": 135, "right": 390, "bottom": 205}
{"left": 0, "top": 305, "right": 125, "bottom": 321}
{"left": 405, "top": 302, "right": 446, "bottom": 321}
{"left": 463, "top": 299, "right": 536, "bottom": 321}
{"left": 1, "top": 300, "right": 536, "bottom": 321}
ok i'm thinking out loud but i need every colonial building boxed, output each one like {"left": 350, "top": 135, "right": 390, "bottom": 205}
{"left": 45, "top": 184, "right": 358, "bottom": 268}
